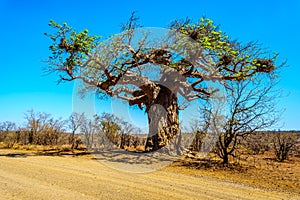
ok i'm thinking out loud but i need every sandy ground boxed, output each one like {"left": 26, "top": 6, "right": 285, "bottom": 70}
{"left": 0, "top": 150, "right": 299, "bottom": 200}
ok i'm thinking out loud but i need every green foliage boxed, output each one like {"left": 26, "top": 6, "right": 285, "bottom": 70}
{"left": 44, "top": 15, "right": 280, "bottom": 109}
{"left": 45, "top": 20, "right": 101, "bottom": 76}
{"left": 170, "top": 17, "right": 277, "bottom": 80}
{"left": 45, "top": 17, "right": 278, "bottom": 85}
{"left": 171, "top": 18, "right": 234, "bottom": 60}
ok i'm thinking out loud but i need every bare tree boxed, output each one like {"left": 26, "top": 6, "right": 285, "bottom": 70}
{"left": 80, "top": 115, "right": 97, "bottom": 149}
{"left": 0, "top": 121, "right": 17, "bottom": 147}
{"left": 119, "top": 120, "right": 135, "bottom": 149}
{"left": 0, "top": 121, "right": 16, "bottom": 132}
{"left": 272, "top": 132, "right": 297, "bottom": 162}
{"left": 0, "top": 121, "right": 16, "bottom": 143}
{"left": 68, "top": 112, "right": 85, "bottom": 149}
{"left": 189, "top": 119, "right": 207, "bottom": 152}
{"left": 24, "top": 109, "right": 52, "bottom": 145}
{"left": 43, "top": 117, "right": 66, "bottom": 145}
{"left": 45, "top": 14, "right": 280, "bottom": 152}
{"left": 23, "top": 110, "right": 67, "bottom": 146}
{"left": 210, "top": 74, "right": 281, "bottom": 164}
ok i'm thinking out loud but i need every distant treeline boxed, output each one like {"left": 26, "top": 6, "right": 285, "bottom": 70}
{"left": 0, "top": 109, "right": 299, "bottom": 162}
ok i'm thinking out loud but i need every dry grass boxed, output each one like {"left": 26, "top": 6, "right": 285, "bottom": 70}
{"left": 166, "top": 151, "right": 300, "bottom": 194}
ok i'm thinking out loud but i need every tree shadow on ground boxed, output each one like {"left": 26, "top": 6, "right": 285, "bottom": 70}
{"left": 0, "top": 148, "right": 91, "bottom": 158}
{"left": 0, "top": 147, "right": 180, "bottom": 172}
{"left": 91, "top": 149, "right": 178, "bottom": 165}
{"left": 176, "top": 156, "right": 251, "bottom": 172}
{"left": 0, "top": 153, "right": 28, "bottom": 158}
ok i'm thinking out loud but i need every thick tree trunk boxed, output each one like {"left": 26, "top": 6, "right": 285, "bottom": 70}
{"left": 145, "top": 85, "right": 179, "bottom": 152}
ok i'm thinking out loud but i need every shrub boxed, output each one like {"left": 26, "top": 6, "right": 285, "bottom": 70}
{"left": 244, "top": 132, "right": 272, "bottom": 155}
{"left": 272, "top": 132, "right": 297, "bottom": 162}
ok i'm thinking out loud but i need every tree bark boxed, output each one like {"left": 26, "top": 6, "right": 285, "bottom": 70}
{"left": 222, "top": 153, "right": 229, "bottom": 164}
{"left": 145, "top": 85, "right": 179, "bottom": 152}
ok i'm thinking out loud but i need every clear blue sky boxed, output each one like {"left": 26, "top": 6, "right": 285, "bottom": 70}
{"left": 0, "top": 0, "right": 299, "bottom": 130}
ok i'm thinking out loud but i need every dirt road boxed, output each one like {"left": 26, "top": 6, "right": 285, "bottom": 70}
{"left": 0, "top": 150, "right": 298, "bottom": 200}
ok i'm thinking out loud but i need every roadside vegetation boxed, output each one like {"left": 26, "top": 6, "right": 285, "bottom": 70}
{"left": 1, "top": 110, "right": 299, "bottom": 194}
{"left": 1, "top": 110, "right": 298, "bottom": 161}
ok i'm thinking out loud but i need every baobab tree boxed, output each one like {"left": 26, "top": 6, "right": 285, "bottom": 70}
{"left": 45, "top": 13, "right": 279, "bottom": 152}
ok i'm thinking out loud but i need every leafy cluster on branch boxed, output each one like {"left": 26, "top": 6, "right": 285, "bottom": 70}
{"left": 170, "top": 17, "right": 276, "bottom": 81}
{"left": 45, "top": 20, "right": 101, "bottom": 82}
